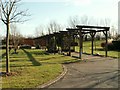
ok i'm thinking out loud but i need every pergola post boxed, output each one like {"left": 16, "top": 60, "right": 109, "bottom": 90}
{"left": 59, "top": 32, "right": 64, "bottom": 54}
{"left": 54, "top": 34, "right": 56, "bottom": 55}
{"left": 105, "top": 30, "right": 108, "bottom": 57}
{"left": 78, "top": 29, "right": 83, "bottom": 59}
{"left": 73, "top": 34, "right": 75, "bottom": 52}
{"left": 103, "top": 30, "right": 108, "bottom": 57}
{"left": 61, "top": 34, "right": 63, "bottom": 54}
{"left": 90, "top": 32, "right": 96, "bottom": 55}
{"left": 81, "top": 35, "right": 84, "bottom": 53}
{"left": 46, "top": 35, "right": 50, "bottom": 52}
{"left": 68, "top": 32, "right": 71, "bottom": 56}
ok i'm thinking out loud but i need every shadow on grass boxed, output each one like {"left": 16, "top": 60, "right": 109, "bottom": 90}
{"left": 0, "top": 53, "right": 6, "bottom": 59}
{"left": 39, "top": 55, "right": 65, "bottom": 61}
{"left": 1, "top": 63, "right": 36, "bottom": 68}
{"left": 31, "top": 51, "right": 49, "bottom": 55}
{"left": 119, "top": 51, "right": 120, "bottom": 59}
{"left": 22, "top": 49, "right": 41, "bottom": 66}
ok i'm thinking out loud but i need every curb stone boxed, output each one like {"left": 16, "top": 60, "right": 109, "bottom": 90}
{"left": 37, "top": 65, "right": 67, "bottom": 88}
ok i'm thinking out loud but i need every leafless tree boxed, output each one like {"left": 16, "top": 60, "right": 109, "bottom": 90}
{"left": 80, "top": 15, "right": 90, "bottom": 25}
{"left": 68, "top": 16, "right": 80, "bottom": 28}
{"left": 35, "top": 25, "right": 44, "bottom": 37}
{"left": 0, "top": 0, "right": 29, "bottom": 73}
{"left": 100, "top": 18, "right": 111, "bottom": 38}
{"left": 80, "top": 15, "right": 99, "bottom": 26}
{"left": 110, "top": 25, "right": 117, "bottom": 38}
{"left": 10, "top": 24, "right": 23, "bottom": 53}
{"left": 47, "top": 21, "right": 63, "bottom": 34}
{"left": 104, "top": 18, "right": 111, "bottom": 27}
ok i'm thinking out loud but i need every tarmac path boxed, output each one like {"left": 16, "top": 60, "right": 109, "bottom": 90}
{"left": 48, "top": 54, "right": 119, "bottom": 88}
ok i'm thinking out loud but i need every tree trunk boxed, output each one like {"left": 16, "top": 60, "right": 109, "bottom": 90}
{"left": 6, "top": 22, "right": 10, "bottom": 73}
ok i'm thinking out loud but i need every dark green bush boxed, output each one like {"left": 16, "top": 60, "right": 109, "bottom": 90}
{"left": 101, "top": 41, "right": 120, "bottom": 50}
{"left": 112, "top": 41, "right": 120, "bottom": 50}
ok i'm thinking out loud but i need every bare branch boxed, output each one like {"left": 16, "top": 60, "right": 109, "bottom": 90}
{"left": 9, "top": 0, "right": 16, "bottom": 15}
{"left": 0, "top": 0, "right": 29, "bottom": 24}
{"left": 47, "top": 20, "right": 63, "bottom": 34}
{"left": 10, "top": 18, "right": 29, "bottom": 23}
{"left": 1, "top": 18, "right": 7, "bottom": 24}
{"left": 68, "top": 16, "right": 80, "bottom": 28}
{"left": 0, "top": 0, "right": 8, "bottom": 19}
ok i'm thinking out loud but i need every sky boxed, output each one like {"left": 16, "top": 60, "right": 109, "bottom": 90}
{"left": 0, "top": 0, "right": 119, "bottom": 37}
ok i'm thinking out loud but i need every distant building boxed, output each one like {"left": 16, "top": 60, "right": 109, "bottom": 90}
{"left": 21, "top": 38, "right": 35, "bottom": 46}
{"left": 34, "top": 36, "right": 47, "bottom": 49}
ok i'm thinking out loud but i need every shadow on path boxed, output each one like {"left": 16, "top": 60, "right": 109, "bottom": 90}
{"left": 22, "top": 49, "right": 41, "bottom": 66}
{"left": 86, "top": 72, "right": 119, "bottom": 88}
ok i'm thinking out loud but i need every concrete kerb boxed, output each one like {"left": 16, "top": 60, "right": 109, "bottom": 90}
{"left": 37, "top": 65, "right": 67, "bottom": 88}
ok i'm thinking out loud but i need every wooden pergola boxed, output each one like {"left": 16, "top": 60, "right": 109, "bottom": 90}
{"left": 34, "top": 25, "right": 110, "bottom": 59}
{"left": 67, "top": 25, "right": 110, "bottom": 59}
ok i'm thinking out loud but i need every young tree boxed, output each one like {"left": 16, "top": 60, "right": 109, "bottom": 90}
{"left": 0, "top": 0, "right": 28, "bottom": 73}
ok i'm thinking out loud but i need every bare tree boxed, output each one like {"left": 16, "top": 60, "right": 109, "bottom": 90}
{"left": 47, "top": 21, "right": 63, "bottom": 34}
{"left": 104, "top": 18, "right": 111, "bottom": 27}
{"left": 10, "top": 24, "right": 22, "bottom": 53}
{"left": 110, "top": 25, "right": 117, "bottom": 38}
{"left": 68, "top": 16, "right": 80, "bottom": 28}
{"left": 80, "top": 15, "right": 90, "bottom": 25}
{"left": 104, "top": 18, "right": 112, "bottom": 38}
{"left": 35, "top": 25, "right": 44, "bottom": 37}
{"left": 0, "top": 0, "right": 28, "bottom": 73}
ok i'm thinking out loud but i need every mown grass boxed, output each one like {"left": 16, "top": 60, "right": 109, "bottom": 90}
{"left": 1, "top": 49, "right": 78, "bottom": 88}
{"left": 75, "top": 40, "right": 119, "bottom": 58}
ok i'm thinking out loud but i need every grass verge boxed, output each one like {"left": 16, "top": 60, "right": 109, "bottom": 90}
{"left": 1, "top": 49, "right": 78, "bottom": 88}
{"left": 75, "top": 40, "right": 119, "bottom": 58}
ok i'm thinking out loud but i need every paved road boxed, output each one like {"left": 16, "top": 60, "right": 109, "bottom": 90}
{"left": 48, "top": 54, "right": 119, "bottom": 88}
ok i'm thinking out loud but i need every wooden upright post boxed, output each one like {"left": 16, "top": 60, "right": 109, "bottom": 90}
{"left": 73, "top": 34, "right": 75, "bottom": 52}
{"left": 68, "top": 32, "right": 71, "bottom": 56}
{"left": 105, "top": 30, "right": 108, "bottom": 57}
{"left": 54, "top": 35, "right": 56, "bottom": 55}
{"left": 79, "top": 29, "right": 82, "bottom": 59}
{"left": 103, "top": 30, "right": 108, "bottom": 57}
{"left": 90, "top": 32, "right": 96, "bottom": 55}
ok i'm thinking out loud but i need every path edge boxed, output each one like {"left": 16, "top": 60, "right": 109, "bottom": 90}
{"left": 37, "top": 65, "right": 67, "bottom": 88}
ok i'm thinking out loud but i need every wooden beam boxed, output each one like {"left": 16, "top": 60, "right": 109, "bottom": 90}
{"left": 76, "top": 25, "right": 110, "bottom": 30}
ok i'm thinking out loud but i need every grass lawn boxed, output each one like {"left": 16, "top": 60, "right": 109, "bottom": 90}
{"left": 1, "top": 49, "right": 78, "bottom": 88}
{"left": 75, "top": 40, "right": 119, "bottom": 58}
